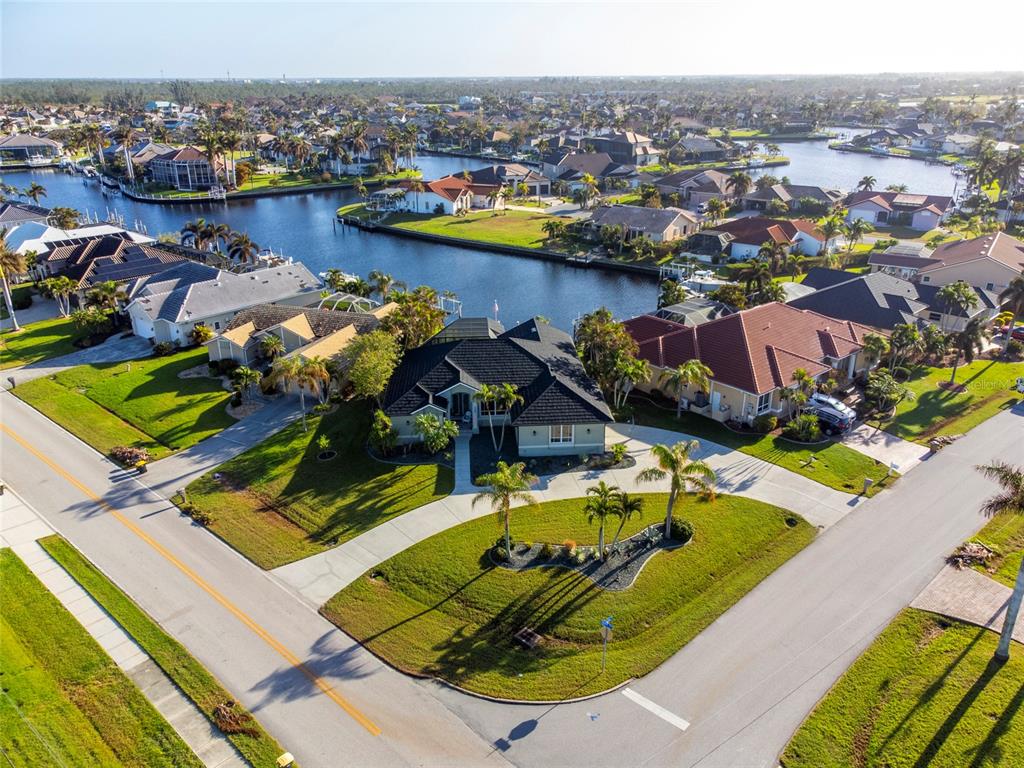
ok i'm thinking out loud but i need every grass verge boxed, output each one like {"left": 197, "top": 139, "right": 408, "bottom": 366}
{"left": 322, "top": 492, "right": 815, "bottom": 700}
{"left": 14, "top": 347, "right": 233, "bottom": 459}
{"left": 185, "top": 401, "right": 454, "bottom": 569}
{"left": 0, "top": 547, "right": 201, "bottom": 767}
{"left": 38, "top": 535, "right": 287, "bottom": 768}
{"left": 629, "top": 397, "right": 895, "bottom": 496}
{"left": 969, "top": 512, "right": 1024, "bottom": 589}
{"left": 386, "top": 209, "right": 561, "bottom": 249}
{"left": 781, "top": 608, "right": 1024, "bottom": 768}
{"left": 1, "top": 314, "right": 89, "bottom": 369}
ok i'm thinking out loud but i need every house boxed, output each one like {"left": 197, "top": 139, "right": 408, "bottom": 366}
{"left": 0, "top": 133, "right": 62, "bottom": 166}
{"left": 381, "top": 317, "right": 613, "bottom": 457}
{"left": 625, "top": 303, "right": 878, "bottom": 425}
{"left": 466, "top": 164, "right": 550, "bottom": 196}
{"left": 149, "top": 146, "right": 220, "bottom": 190}
{"left": 867, "top": 243, "right": 941, "bottom": 280}
{"left": 5, "top": 220, "right": 154, "bottom": 263}
{"left": 669, "top": 136, "right": 728, "bottom": 163}
{"left": 654, "top": 296, "right": 734, "bottom": 326}
{"left": 791, "top": 267, "right": 998, "bottom": 332}
{"left": 103, "top": 139, "right": 176, "bottom": 168}
{"left": 370, "top": 176, "right": 480, "bottom": 214}
{"left": 126, "top": 262, "right": 322, "bottom": 344}
{"left": 742, "top": 184, "right": 843, "bottom": 212}
{"left": 586, "top": 204, "right": 698, "bottom": 243}
{"left": 542, "top": 151, "right": 639, "bottom": 189}
{"left": 653, "top": 168, "right": 732, "bottom": 208}
{"left": 707, "top": 217, "right": 834, "bottom": 260}
{"left": 0, "top": 202, "right": 51, "bottom": 227}
{"left": 915, "top": 232, "right": 1024, "bottom": 294}
{"left": 583, "top": 132, "right": 660, "bottom": 167}
{"left": 205, "top": 302, "right": 391, "bottom": 366}
{"left": 844, "top": 190, "right": 953, "bottom": 231}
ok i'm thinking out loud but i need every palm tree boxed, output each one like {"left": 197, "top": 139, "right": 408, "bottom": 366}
{"left": 113, "top": 124, "right": 137, "bottom": 183}
{"left": 220, "top": 131, "right": 243, "bottom": 188}
{"left": 857, "top": 175, "right": 877, "bottom": 192}
{"left": 975, "top": 461, "right": 1024, "bottom": 661}
{"left": 472, "top": 384, "right": 500, "bottom": 450}
{"left": 758, "top": 240, "right": 789, "bottom": 275}
{"left": 259, "top": 333, "right": 285, "bottom": 360}
{"left": 234, "top": 366, "right": 262, "bottom": 403}
{"left": 998, "top": 274, "right": 1024, "bottom": 352}
{"left": 368, "top": 270, "right": 400, "bottom": 300}
{"left": 818, "top": 216, "right": 843, "bottom": 258}
{"left": 228, "top": 233, "right": 259, "bottom": 266}
{"left": 843, "top": 217, "right": 872, "bottom": 253}
{"left": 267, "top": 356, "right": 309, "bottom": 431}
{"left": 180, "top": 219, "right": 207, "bottom": 249}
{"left": 86, "top": 280, "right": 125, "bottom": 311}
{"left": 660, "top": 359, "right": 714, "bottom": 417}
{"left": 24, "top": 182, "right": 46, "bottom": 204}
{"left": 936, "top": 281, "right": 979, "bottom": 333}
{"left": 42, "top": 275, "right": 75, "bottom": 317}
{"left": 0, "top": 227, "right": 26, "bottom": 331}
{"left": 948, "top": 317, "right": 989, "bottom": 385}
{"left": 211, "top": 222, "right": 232, "bottom": 252}
{"left": 406, "top": 179, "right": 425, "bottom": 212}
{"left": 788, "top": 254, "right": 807, "bottom": 282}
{"left": 610, "top": 491, "right": 644, "bottom": 551}
{"left": 472, "top": 461, "right": 538, "bottom": 560}
{"left": 542, "top": 219, "right": 566, "bottom": 241}
{"left": 861, "top": 333, "right": 890, "bottom": 368}
{"left": 584, "top": 481, "right": 619, "bottom": 559}
{"left": 725, "top": 170, "right": 753, "bottom": 199}
{"left": 636, "top": 440, "right": 717, "bottom": 538}
{"left": 301, "top": 356, "right": 332, "bottom": 404}
{"left": 704, "top": 197, "right": 727, "bottom": 225}
{"left": 740, "top": 260, "right": 772, "bottom": 294}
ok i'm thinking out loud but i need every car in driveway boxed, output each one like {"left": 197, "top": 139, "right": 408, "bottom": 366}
{"left": 809, "top": 392, "right": 856, "bottom": 420}
{"left": 805, "top": 403, "right": 854, "bottom": 436}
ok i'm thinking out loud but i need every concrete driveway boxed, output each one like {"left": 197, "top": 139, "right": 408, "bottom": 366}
{"left": 3, "top": 332, "right": 152, "bottom": 388}
{"left": 841, "top": 422, "right": 931, "bottom": 474}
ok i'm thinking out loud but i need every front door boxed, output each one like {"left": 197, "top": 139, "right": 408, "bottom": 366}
{"left": 451, "top": 392, "right": 470, "bottom": 423}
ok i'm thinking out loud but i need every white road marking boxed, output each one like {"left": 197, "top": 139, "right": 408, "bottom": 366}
{"left": 621, "top": 688, "right": 690, "bottom": 731}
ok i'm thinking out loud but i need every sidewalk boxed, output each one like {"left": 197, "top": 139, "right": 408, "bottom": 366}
{"left": 911, "top": 564, "right": 1024, "bottom": 644}
{"left": 272, "top": 423, "right": 859, "bottom": 606}
{"left": 0, "top": 488, "right": 247, "bottom": 768}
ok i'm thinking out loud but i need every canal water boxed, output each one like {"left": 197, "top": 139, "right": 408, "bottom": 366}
{"left": 2, "top": 143, "right": 960, "bottom": 328}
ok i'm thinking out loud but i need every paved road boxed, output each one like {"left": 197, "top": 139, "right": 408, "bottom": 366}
{"left": 425, "top": 402, "right": 1024, "bottom": 768}
{"left": 0, "top": 391, "right": 508, "bottom": 768}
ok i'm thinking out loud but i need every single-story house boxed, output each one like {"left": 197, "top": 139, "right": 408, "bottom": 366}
{"left": 791, "top": 267, "right": 999, "bottom": 332}
{"left": 376, "top": 176, "right": 478, "bottom": 214}
{"left": 149, "top": 146, "right": 220, "bottom": 191}
{"left": 382, "top": 317, "right": 613, "bottom": 457}
{"left": 126, "top": 262, "right": 321, "bottom": 344}
{"left": 0, "top": 133, "right": 62, "bottom": 165}
{"left": 586, "top": 204, "right": 699, "bottom": 243}
{"left": 742, "top": 184, "right": 843, "bottom": 212}
{"left": 867, "top": 242, "right": 940, "bottom": 280}
{"left": 708, "top": 217, "right": 834, "bottom": 259}
{"left": 625, "top": 303, "right": 879, "bottom": 425}
{"left": 915, "top": 232, "right": 1024, "bottom": 294}
{"left": 205, "top": 302, "right": 392, "bottom": 366}
{"left": 669, "top": 136, "right": 728, "bottom": 163}
{"left": 844, "top": 190, "right": 952, "bottom": 231}
{"left": 541, "top": 151, "right": 639, "bottom": 189}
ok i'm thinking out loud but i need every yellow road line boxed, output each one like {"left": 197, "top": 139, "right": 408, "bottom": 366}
{"left": 0, "top": 422, "right": 382, "bottom": 737}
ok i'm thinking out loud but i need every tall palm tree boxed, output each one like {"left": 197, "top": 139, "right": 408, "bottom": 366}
{"left": 636, "top": 440, "right": 717, "bottom": 538}
{"left": 472, "top": 461, "right": 538, "bottom": 560}
{"left": 86, "top": 280, "right": 125, "bottom": 311}
{"left": 584, "top": 481, "right": 619, "bottom": 559}
{"left": 368, "top": 269, "right": 399, "bottom": 300}
{"left": 704, "top": 197, "right": 727, "bottom": 225}
{"left": 259, "top": 333, "right": 285, "bottom": 360}
{"left": 843, "top": 217, "right": 872, "bottom": 253}
{"left": 610, "top": 491, "right": 644, "bottom": 551}
{"left": 0, "top": 227, "right": 27, "bottom": 331}
{"left": 180, "top": 218, "right": 207, "bottom": 249}
{"left": 493, "top": 383, "right": 523, "bottom": 452}
{"left": 740, "top": 260, "right": 773, "bottom": 295}
{"left": 228, "top": 233, "right": 259, "bottom": 266}
{"left": 24, "top": 182, "right": 46, "bottom": 204}
{"left": 818, "top": 216, "right": 843, "bottom": 259}
{"left": 267, "top": 356, "right": 309, "bottom": 431}
{"left": 857, "top": 175, "right": 877, "bottom": 192}
{"left": 936, "top": 280, "right": 979, "bottom": 334}
{"left": 998, "top": 274, "right": 1024, "bottom": 352}
{"left": 220, "top": 131, "right": 243, "bottom": 188}
{"left": 211, "top": 222, "right": 232, "bottom": 252}
{"left": 113, "top": 123, "right": 137, "bottom": 182}
{"left": 660, "top": 359, "right": 714, "bottom": 417}
{"left": 948, "top": 317, "right": 989, "bottom": 385}
{"left": 975, "top": 461, "right": 1024, "bottom": 661}
{"left": 301, "top": 356, "right": 332, "bottom": 404}
{"left": 725, "top": 170, "right": 753, "bottom": 199}
{"left": 757, "top": 240, "right": 789, "bottom": 275}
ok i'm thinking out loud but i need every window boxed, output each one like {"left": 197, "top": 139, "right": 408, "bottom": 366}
{"left": 214, "top": 321, "right": 221, "bottom": 330}
{"left": 756, "top": 392, "right": 772, "bottom": 415}
{"left": 549, "top": 425, "right": 574, "bottom": 445}
{"left": 922, "top": 276, "right": 930, "bottom": 282}
{"left": 928, "top": 312, "right": 941, "bottom": 322}
{"left": 986, "top": 283, "right": 995, "bottom": 291}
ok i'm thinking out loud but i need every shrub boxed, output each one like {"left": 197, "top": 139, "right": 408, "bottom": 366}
{"left": 753, "top": 414, "right": 777, "bottom": 433}
{"left": 312, "top": 402, "right": 332, "bottom": 414}
{"left": 12, "top": 292, "right": 32, "bottom": 310}
{"left": 369, "top": 410, "right": 398, "bottom": 456}
{"left": 562, "top": 539, "right": 577, "bottom": 556}
{"left": 320, "top": 172, "right": 332, "bottom": 183}
{"left": 153, "top": 341, "right": 176, "bottom": 356}
{"left": 783, "top": 413, "right": 821, "bottom": 442}
{"left": 1006, "top": 339, "right": 1023, "bottom": 360}
{"left": 219, "top": 359, "right": 240, "bottom": 375}
{"left": 574, "top": 550, "right": 588, "bottom": 565}
{"left": 189, "top": 323, "right": 214, "bottom": 345}
{"left": 110, "top": 445, "right": 151, "bottom": 466}
{"left": 230, "top": 392, "right": 242, "bottom": 407}
{"left": 180, "top": 502, "right": 212, "bottom": 526}
{"left": 212, "top": 701, "right": 258, "bottom": 736}
{"left": 670, "top": 518, "right": 694, "bottom": 543}
{"left": 539, "top": 543, "right": 555, "bottom": 559}
{"left": 610, "top": 442, "right": 628, "bottom": 464}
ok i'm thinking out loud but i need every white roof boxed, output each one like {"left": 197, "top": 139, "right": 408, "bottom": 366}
{"left": 5, "top": 220, "right": 153, "bottom": 255}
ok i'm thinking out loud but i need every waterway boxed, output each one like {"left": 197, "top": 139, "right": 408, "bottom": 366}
{"left": 2, "top": 142, "right": 962, "bottom": 328}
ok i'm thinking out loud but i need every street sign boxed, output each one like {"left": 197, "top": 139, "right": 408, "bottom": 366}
{"left": 600, "top": 625, "right": 612, "bottom": 642}
{"left": 600, "top": 617, "right": 614, "bottom": 671}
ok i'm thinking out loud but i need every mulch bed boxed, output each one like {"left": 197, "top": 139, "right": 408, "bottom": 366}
{"left": 471, "top": 428, "right": 635, "bottom": 482}
{"left": 492, "top": 523, "right": 687, "bottom": 591}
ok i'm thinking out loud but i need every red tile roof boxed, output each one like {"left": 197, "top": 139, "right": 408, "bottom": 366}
{"left": 712, "top": 217, "right": 823, "bottom": 246}
{"left": 626, "top": 303, "right": 878, "bottom": 395}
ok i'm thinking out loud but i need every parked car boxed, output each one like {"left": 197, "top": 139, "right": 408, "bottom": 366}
{"left": 809, "top": 392, "right": 856, "bottom": 420}
{"left": 805, "top": 404, "right": 854, "bottom": 436}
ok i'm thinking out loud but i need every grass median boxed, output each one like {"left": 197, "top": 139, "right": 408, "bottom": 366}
{"left": 185, "top": 401, "right": 455, "bottom": 568}
{"left": 38, "top": 535, "right": 287, "bottom": 768}
{"left": 322, "top": 492, "right": 814, "bottom": 700}
{"left": 1, "top": 547, "right": 202, "bottom": 768}
{"left": 782, "top": 608, "right": 1024, "bottom": 768}
{"left": 14, "top": 347, "right": 233, "bottom": 460}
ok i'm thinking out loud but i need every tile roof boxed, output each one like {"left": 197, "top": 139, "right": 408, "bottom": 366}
{"left": 921, "top": 232, "right": 1024, "bottom": 274}
{"left": 383, "top": 318, "right": 611, "bottom": 427}
{"left": 589, "top": 204, "right": 698, "bottom": 234}
{"left": 712, "top": 217, "right": 824, "bottom": 247}
{"left": 626, "top": 303, "right": 877, "bottom": 395}
{"left": 845, "top": 190, "right": 952, "bottom": 215}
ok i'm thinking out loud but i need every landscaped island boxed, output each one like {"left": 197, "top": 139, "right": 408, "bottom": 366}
{"left": 322, "top": 492, "right": 814, "bottom": 700}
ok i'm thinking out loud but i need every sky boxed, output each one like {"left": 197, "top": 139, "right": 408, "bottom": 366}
{"left": 2, "top": 0, "right": 1022, "bottom": 80}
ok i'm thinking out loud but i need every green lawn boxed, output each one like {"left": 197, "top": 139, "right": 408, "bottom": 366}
{"left": 874, "top": 360, "right": 1024, "bottom": 443}
{"left": 0, "top": 548, "right": 201, "bottom": 768}
{"left": 13, "top": 347, "right": 233, "bottom": 460}
{"left": 322, "top": 492, "right": 814, "bottom": 700}
{"left": 38, "top": 536, "right": 286, "bottom": 768}
{"left": 1, "top": 314, "right": 90, "bottom": 369}
{"left": 185, "top": 402, "right": 454, "bottom": 569}
{"left": 630, "top": 398, "right": 895, "bottom": 496}
{"left": 782, "top": 608, "right": 1024, "bottom": 768}
{"left": 969, "top": 513, "right": 1024, "bottom": 590}
{"left": 386, "top": 209, "right": 560, "bottom": 249}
